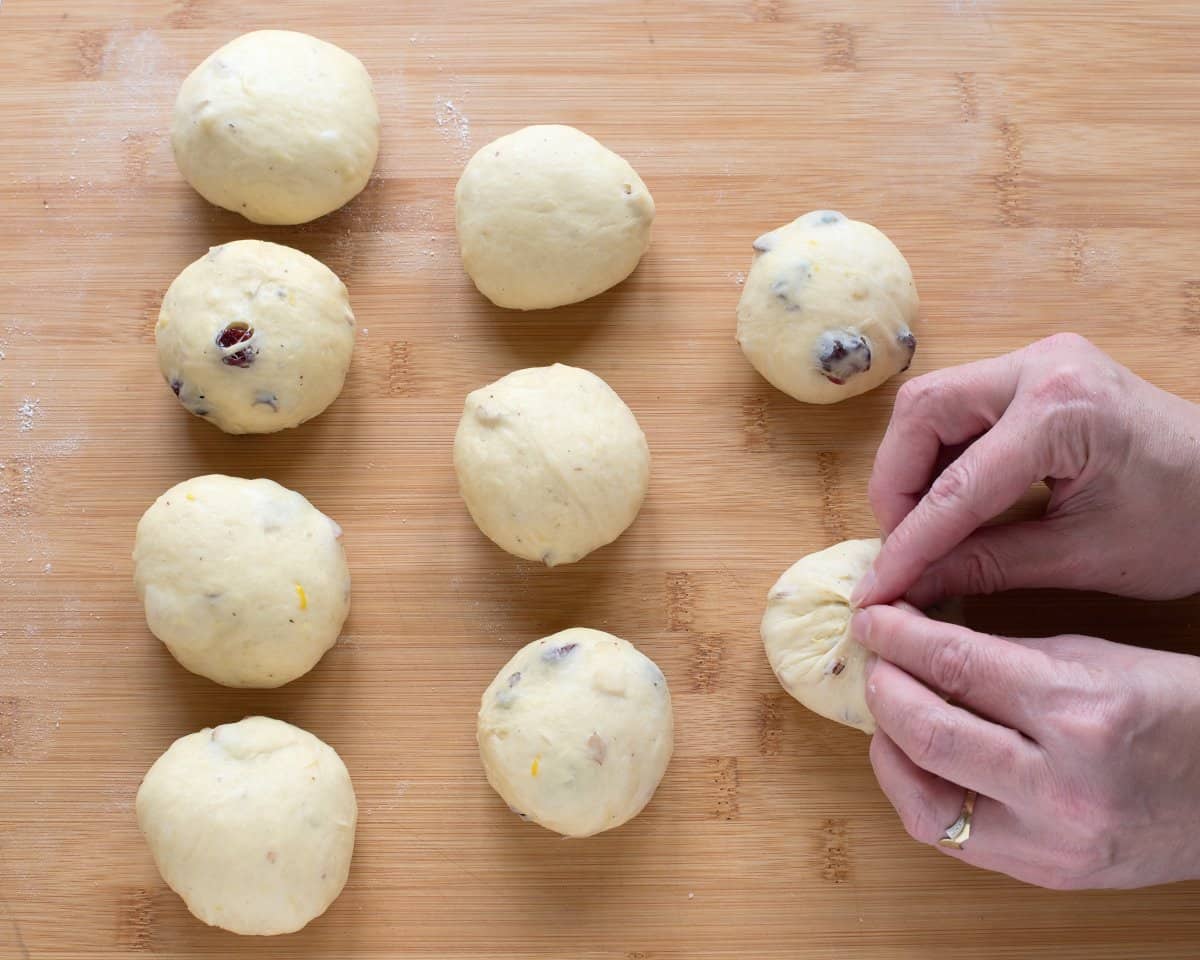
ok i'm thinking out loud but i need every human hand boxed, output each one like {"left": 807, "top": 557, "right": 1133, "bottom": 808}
{"left": 854, "top": 333, "right": 1200, "bottom": 608}
{"left": 853, "top": 603, "right": 1200, "bottom": 889}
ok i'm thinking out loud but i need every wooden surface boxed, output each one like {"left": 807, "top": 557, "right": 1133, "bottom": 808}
{"left": 3, "top": 1, "right": 1200, "bottom": 957}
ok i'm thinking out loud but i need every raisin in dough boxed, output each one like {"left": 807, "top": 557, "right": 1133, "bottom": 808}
{"left": 761, "top": 539, "right": 880, "bottom": 734}
{"left": 157, "top": 240, "right": 355, "bottom": 434}
{"left": 455, "top": 124, "right": 655, "bottom": 309}
{"left": 737, "top": 211, "right": 919, "bottom": 404}
{"left": 453, "top": 364, "right": 650, "bottom": 566}
{"left": 172, "top": 30, "right": 380, "bottom": 225}
{"left": 136, "top": 716, "right": 357, "bottom": 936}
{"left": 477, "top": 628, "right": 673, "bottom": 838}
{"left": 133, "top": 475, "right": 350, "bottom": 688}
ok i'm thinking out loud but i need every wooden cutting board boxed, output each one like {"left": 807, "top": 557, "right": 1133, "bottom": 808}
{"left": 3, "top": 1, "right": 1200, "bottom": 957}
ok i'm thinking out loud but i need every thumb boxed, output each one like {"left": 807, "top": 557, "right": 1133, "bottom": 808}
{"left": 903, "top": 519, "right": 1090, "bottom": 608}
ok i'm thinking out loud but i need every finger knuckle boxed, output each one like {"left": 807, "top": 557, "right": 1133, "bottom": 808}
{"left": 898, "top": 802, "right": 939, "bottom": 846}
{"left": 961, "top": 542, "right": 1008, "bottom": 596}
{"left": 928, "top": 634, "right": 975, "bottom": 699}
{"left": 865, "top": 471, "right": 885, "bottom": 511}
{"left": 909, "top": 708, "right": 958, "bottom": 769}
{"left": 990, "top": 733, "right": 1020, "bottom": 774}
{"left": 894, "top": 374, "right": 945, "bottom": 419}
{"left": 1038, "top": 866, "right": 1086, "bottom": 891}
{"left": 1043, "top": 838, "right": 1115, "bottom": 890}
{"left": 1032, "top": 365, "right": 1091, "bottom": 405}
{"left": 1037, "top": 331, "right": 1094, "bottom": 357}
{"left": 1056, "top": 710, "right": 1117, "bottom": 754}
{"left": 1054, "top": 675, "right": 1142, "bottom": 755}
{"left": 924, "top": 461, "right": 988, "bottom": 531}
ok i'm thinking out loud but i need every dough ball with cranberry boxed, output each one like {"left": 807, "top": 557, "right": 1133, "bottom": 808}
{"left": 156, "top": 240, "right": 355, "bottom": 434}
{"left": 133, "top": 475, "right": 350, "bottom": 688}
{"left": 172, "top": 30, "right": 379, "bottom": 225}
{"left": 761, "top": 538, "right": 880, "bottom": 734}
{"left": 136, "top": 716, "right": 357, "bottom": 935}
{"left": 477, "top": 628, "right": 673, "bottom": 838}
{"left": 736, "top": 210, "right": 919, "bottom": 404}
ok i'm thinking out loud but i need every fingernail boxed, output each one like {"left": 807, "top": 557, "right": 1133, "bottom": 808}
{"left": 851, "top": 566, "right": 876, "bottom": 607}
{"left": 850, "top": 608, "right": 872, "bottom": 645}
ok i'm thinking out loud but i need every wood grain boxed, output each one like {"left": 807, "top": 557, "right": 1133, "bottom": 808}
{"left": 3, "top": 1, "right": 1200, "bottom": 957}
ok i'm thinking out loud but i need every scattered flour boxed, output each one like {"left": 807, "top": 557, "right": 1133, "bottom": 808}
{"left": 434, "top": 96, "right": 472, "bottom": 156}
{"left": 17, "top": 397, "right": 40, "bottom": 432}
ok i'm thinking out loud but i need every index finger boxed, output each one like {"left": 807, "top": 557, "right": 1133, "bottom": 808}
{"left": 857, "top": 408, "right": 1045, "bottom": 607}
{"left": 853, "top": 604, "right": 1056, "bottom": 738}
{"left": 864, "top": 656, "right": 1045, "bottom": 808}
{"left": 869, "top": 352, "right": 1020, "bottom": 537}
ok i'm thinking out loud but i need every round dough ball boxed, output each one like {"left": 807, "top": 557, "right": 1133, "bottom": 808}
{"left": 133, "top": 475, "right": 351, "bottom": 688}
{"left": 455, "top": 124, "right": 655, "bottom": 309}
{"left": 453, "top": 364, "right": 650, "bottom": 566}
{"left": 156, "top": 239, "right": 356, "bottom": 434}
{"left": 477, "top": 628, "right": 673, "bottom": 838}
{"left": 136, "top": 716, "right": 356, "bottom": 935}
{"left": 736, "top": 210, "right": 919, "bottom": 404}
{"left": 172, "top": 30, "right": 380, "bottom": 225}
{"left": 761, "top": 538, "right": 880, "bottom": 734}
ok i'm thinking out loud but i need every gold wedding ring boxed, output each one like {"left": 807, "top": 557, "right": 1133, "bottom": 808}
{"left": 938, "top": 789, "right": 978, "bottom": 849}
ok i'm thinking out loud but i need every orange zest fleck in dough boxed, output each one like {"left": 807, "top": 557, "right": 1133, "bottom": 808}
{"left": 295, "top": 584, "right": 307, "bottom": 610}
{"left": 531, "top": 757, "right": 540, "bottom": 777}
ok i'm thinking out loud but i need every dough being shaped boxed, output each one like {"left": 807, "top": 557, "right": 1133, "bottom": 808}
{"left": 172, "top": 30, "right": 380, "bottom": 225}
{"left": 736, "top": 211, "right": 919, "bottom": 404}
{"left": 761, "top": 538, "right": 880, "bottom": 734}
{"left": 477, "top": 628, "right": 673, "bottom": 838}
{"left": 454, "top": 364, "right": 650, "bottom": 566}
{"left": 455, "top": 124, "right": 655, "bottom": 309}
{"left": 157, "top": 240, "right": 356, "bottom": 434}
{"left": 133, "top": 475, "right": 350, "bottom": 688}
{"left": 136, "top": 716, "right": 356, "bottom": 935}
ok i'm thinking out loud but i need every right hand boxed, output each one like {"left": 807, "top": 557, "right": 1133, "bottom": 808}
{"left": 854, "top": 332, "right": 1200, "bottom": 609}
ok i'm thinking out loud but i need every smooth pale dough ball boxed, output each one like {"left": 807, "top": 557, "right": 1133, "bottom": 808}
{"left": 172, "top": 30, "right": 380, "bottom": 225}
{"left": 453, "top": 364, "right": 650, "bottom": 566}
{"left": 156, "top": 240, "right": 356, "bottom": 434}
{"left": 455, "top": 124, "right": 655, "bottom": 309}
{"left": 136, "top": 716, "right": 357, "bottom": 936}
{"left": 477, "top": 628, "right": 673, "bottom": 838}
{"left": 737, "top": 211, "right": 919, "bottom": 404}
{"left": 133, "top": 475, "right": 350, "bottom": 688}
{"left": 761, "top": 539, "right": 880, "bottom": 734}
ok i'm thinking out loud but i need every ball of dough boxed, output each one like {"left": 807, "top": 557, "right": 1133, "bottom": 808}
{"left": 172, "top": 30, "right": 380, "bottom": 225}
{"left": 133, "top": 475, "right": 351, "bottom": 688}
{"left": 156, "top": 239, "right": 356, "bottom": 434}
{"left": 136, "top": 716, "right": 357, "bottom": 935}
{"left": 736, "top": 211, "right": 919, "bottom": 404}
{"left": 453, "top": 364, "right": 650, "bottom": 566}
{"left": 761, "top": 538, "right": 880, "bottom": 734}
{"left": 477, "top": 628, "right": 673, "bottom": 838}
{"left": 455, "top": 124, "right": 655, "bottom": 309}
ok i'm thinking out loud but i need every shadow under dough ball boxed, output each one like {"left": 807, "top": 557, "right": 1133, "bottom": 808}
{"left": 171, "top": 29, "right": 380, "bottom": 225}
{"left": 736, "top": 210, "right": 919, "bottom": 404}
